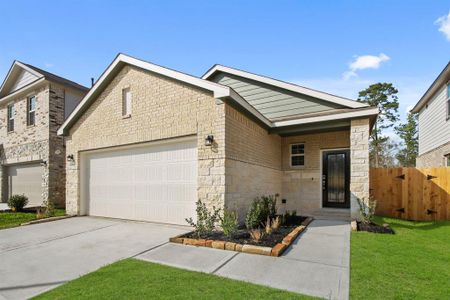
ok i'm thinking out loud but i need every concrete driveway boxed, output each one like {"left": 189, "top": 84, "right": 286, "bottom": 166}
{"left": 0, "top": 217, "right": 189, "bottom": 300}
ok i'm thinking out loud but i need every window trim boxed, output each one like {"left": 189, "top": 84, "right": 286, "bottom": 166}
{"left": 122, "top": 87, "right": 132, "bottom": 117}
{"left": 27, "top": 95, "right": 36, "bottom": 126}
{"left": 445, "top": 154, "right": 450, "bottom": 167}
{"left": 290, "top": 143, "right": 305, "bottom": 167}
{"left": 7, "top": 103, "right": 14, "bottom": 132}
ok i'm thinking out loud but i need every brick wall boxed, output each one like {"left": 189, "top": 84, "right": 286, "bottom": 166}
{"left": 0, "top": 83, "right": 50, "bottom": 204}
{"left": 281, "top": 130, "right": 350, "bottom": 215}
{"left": 65, "top": 65, "right": 226, "bottom": 214}
{"left": 416, "top": 141, "right": 450, "bottom": 167}
{"left": 224, "top": 105, "right": 282, "bottom": 220}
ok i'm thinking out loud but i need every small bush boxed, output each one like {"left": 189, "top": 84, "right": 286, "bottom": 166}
{"left": 220, "top": 210, "right": 238, "bottom": 238}
{"left": 245, "top": 195, "right": 278, "bottom": 229}
{"left": 357, "top": 196, "right": 377, "bottom": 224}
{"left": 271, "top": 216, "right": 281, "bottom": 232}
{"left": 8, "top": 194, "right": 28, "bottom": 212}
{"left": 186, "top": 199, "right": 221, "bottom": 238}
{"left": 43, "top": 200, "right": 55, "bottom": 217}
{"left": 249, "top": 228, "right": 265, "bottom": 243}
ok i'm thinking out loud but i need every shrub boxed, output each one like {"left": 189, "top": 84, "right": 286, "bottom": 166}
{"left": 220, "top": 210, "right": 238, "bottom": 238}
{"left": 8, "top": 194, "right": 28, "bottom": 212}
{"left": 271, "top": 216, "right": 281, "bottom": 232}
{"left": 186, "top": 199, "right": 221, "bottom": 238}
{"left": 43, "top": 200, "right": 55, "bottom": 217}
{"left": 249, "top": 228, "right": 265, "bottom": 243}
{"left": 357, "top": 196, "right": 377, "bottom": 224}
{"left": 245, "top": 195, "right": 278, "bottom": 229}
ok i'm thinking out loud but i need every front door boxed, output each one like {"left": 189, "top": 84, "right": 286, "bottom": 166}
{"left": 322, "top": 150, "right": 350, "bottom": 208}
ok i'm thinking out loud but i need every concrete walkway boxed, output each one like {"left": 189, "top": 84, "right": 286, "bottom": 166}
{"left": 137, "top": 219, "right": 350, "bottom": 300}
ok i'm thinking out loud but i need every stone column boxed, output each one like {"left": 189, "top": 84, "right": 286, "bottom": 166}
{"left": 350, "top": 118, "right": 370, "bottom": 220}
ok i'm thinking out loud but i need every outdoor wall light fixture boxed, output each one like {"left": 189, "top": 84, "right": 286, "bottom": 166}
{"left": 67, "top": 154, "right": 74, "bottom": 162}
{"left": 205, "top": 135, "right": 214, "bottom": 146}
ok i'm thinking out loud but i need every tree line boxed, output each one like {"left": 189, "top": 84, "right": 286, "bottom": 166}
{"left": 357, "top": 83, "right": 418, "bottom": 168}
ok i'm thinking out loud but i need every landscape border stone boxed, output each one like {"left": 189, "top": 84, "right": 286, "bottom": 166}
{"left": 169, "top": 217, "right": 313, "bottom": 257}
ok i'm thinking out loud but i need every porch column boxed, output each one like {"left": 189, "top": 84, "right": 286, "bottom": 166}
{"left": 350, "top": 118, "right": 370, "bottom": 220}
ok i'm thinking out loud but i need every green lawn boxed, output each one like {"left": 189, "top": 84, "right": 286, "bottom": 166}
{"left": 35, "top": 259, "right": 314, "bottom": 300}
{"left": 0, "top": 209, "right": 66, "bottom": 230}
{"left": 351, "top": 216, "right": 450, "bottom": 299}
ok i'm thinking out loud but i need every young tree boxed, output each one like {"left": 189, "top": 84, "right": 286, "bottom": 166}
{"left": 371, "top": 137, "right": 398, "bottom": 167}
{"left": 357, "top": 83, "right": 400, "bottom": 167}
{"left": 395, "top": 112, "right": 418, "bottom": 167}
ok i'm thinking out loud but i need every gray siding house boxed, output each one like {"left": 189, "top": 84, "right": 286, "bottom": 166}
{"left": 412, "top": 61, "right": 450, "bottom": 167}
{"left": 0, "top": 61, "right": 88, "bottom": 207}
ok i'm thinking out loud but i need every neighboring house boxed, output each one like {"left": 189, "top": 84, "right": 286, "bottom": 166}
{"left": 0, "top": 61, "right": 88, "bottom": 207}
{"left": 412, "top": 61, "right": 450, "bottom": 167}
{"left": 58, "top": 54, "right": 378, "bottom": 224}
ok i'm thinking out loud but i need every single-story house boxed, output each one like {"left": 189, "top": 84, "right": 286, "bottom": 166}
{"left": 58, "top": 54, "right": 378, "bottom": 224}
{"left": 411, "top": 61, "right": 450, "bottom": 167}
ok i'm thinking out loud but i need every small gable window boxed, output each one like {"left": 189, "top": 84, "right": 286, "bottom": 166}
{"left": 7, "top": 104, "right": 15, "bottom": 132}
{"left": 27, "top": 96, "right": 36, "bottom": 126}
{"left": 290, "top": 143, "right": 305, "bottom": 167}
{"left": 122, "top": 88, "right": 131, "bottom": 117}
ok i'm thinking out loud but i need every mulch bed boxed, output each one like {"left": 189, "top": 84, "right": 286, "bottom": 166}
{"left": 357, "top": 221, "right": 394, "bottom": 234}
{"left": 180, "top": 215, "right": 307, "bottom": 248}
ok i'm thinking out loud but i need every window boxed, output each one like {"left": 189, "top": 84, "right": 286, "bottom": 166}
{"left": 447, "top": 83, "right": 450, "bottom": 120}
{"left": 122, "top": 88, "right": 131, "bottom": 117}
{"left": 290, "top": 143, "right": 305, "bottom": 167}
{"left": 7, "top": 104, "right": 14, "bottom": 132}
{"left": 27, "top": 96, "right": 36, "bottom": 126}
{"left": 446, "top": 154, "right": 450, "bottom": 167}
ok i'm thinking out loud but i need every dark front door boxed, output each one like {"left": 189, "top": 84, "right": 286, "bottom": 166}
{"left": 322, "top": 150, "right": 350, "bottom": 208}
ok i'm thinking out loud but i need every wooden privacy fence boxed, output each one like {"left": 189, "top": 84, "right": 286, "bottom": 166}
{"left": 370, "top": 167, "right": 450, "bottom": 221}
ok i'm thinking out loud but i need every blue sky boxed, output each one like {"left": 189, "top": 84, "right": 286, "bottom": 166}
{"left": 1, "top": 1, "right": 449, "bottom": 133}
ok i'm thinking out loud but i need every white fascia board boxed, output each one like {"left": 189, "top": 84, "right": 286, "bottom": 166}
{"left": 272, "top": 107, "right": 379, "bottom": 128}
{"left": 58, "top": 54, "right": 232, "bottom": 135}
{"left": 0, "top": 77, "right": 46, "bottom": 104}
{"left": 0, "top": 61, "right": 44, "bottom": 97}
{"left": 203, "top": 65, "right": 368, "bottom": 109}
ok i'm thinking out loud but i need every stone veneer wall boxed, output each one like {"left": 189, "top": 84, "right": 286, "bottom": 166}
{"left": 0, "top": 84, "right": 50, "bottom": 205}
{"left": 65, "top": 65, "right": 225, "bottom": 215}
{"left": 349, "top": 118, "right": 370, "bottom": 219}
{"left": 224, "top": 105, "right": 282, "bottom": 220}
{"left": 416, "top": 140, "right": 450, "bottom": 167}
{"left": 281, "top": 130, "right": 350, "bottom": 215}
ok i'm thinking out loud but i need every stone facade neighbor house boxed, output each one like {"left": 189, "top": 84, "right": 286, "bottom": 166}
{"left": 58, "top": 54, "right": 378, "bottom": 224}
{"left": 412, "top": 61, "right": 450, "bottom": 167}
{"left": 0, "top": 61, "right": 88, "bottom": 207}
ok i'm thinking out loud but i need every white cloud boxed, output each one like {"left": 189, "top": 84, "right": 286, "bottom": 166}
{"left": 44, "top": 63, "right": 54, "bottom": 68}
{"left": 435, "top": 11, "right": 450, "bottom": 41}
{"left": 343, "top": 53, "right": 390, "bottom": 79}
{"left": 405, "top": 104, "right": 414, "bottom": 115}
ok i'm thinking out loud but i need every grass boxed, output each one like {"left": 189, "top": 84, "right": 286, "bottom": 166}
{"left": 0, "top": 208, "right": 65, "bottom": 230}
{"left": 351, "top": 216, "right": 450, "bottom": 299}
{"left": 35, "top": 259, "right": 314, "bottom": 300}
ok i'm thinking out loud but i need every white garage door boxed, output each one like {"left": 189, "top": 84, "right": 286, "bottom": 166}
{"left": 83, "top": 139, "right": 197, "bottom": 225}
{"left": 7, "top": 163, "right": 43, "bottom": 207}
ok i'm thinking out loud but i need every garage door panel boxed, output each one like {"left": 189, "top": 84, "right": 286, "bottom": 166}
{"left": 85, "top": 140, "right": 197, "bottom": 225}
{"left": 7, "top": 163, "right": 43, "bottom": 207}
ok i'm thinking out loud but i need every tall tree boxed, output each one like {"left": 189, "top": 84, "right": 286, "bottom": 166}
{"left": 395, "top": 112, "right": 418, "bottom": 167}
{"left": 357, "top": 83, "right": 400, "bottom": 167}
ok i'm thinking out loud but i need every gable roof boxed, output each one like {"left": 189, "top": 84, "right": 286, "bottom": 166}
{"left": 58, "top": 54, "right": 378, "bottom": 136}
{"left": 58, "top": 53, "right": 271, "bottom": 135}
{"left": 411, "top": 61, "right": 450, "bottom": 113}
{"left": 0, "top": 61, "right": 88, "bottom": 100}
{"left": 202, "top": 64, "right": 369, "bottom": 110}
